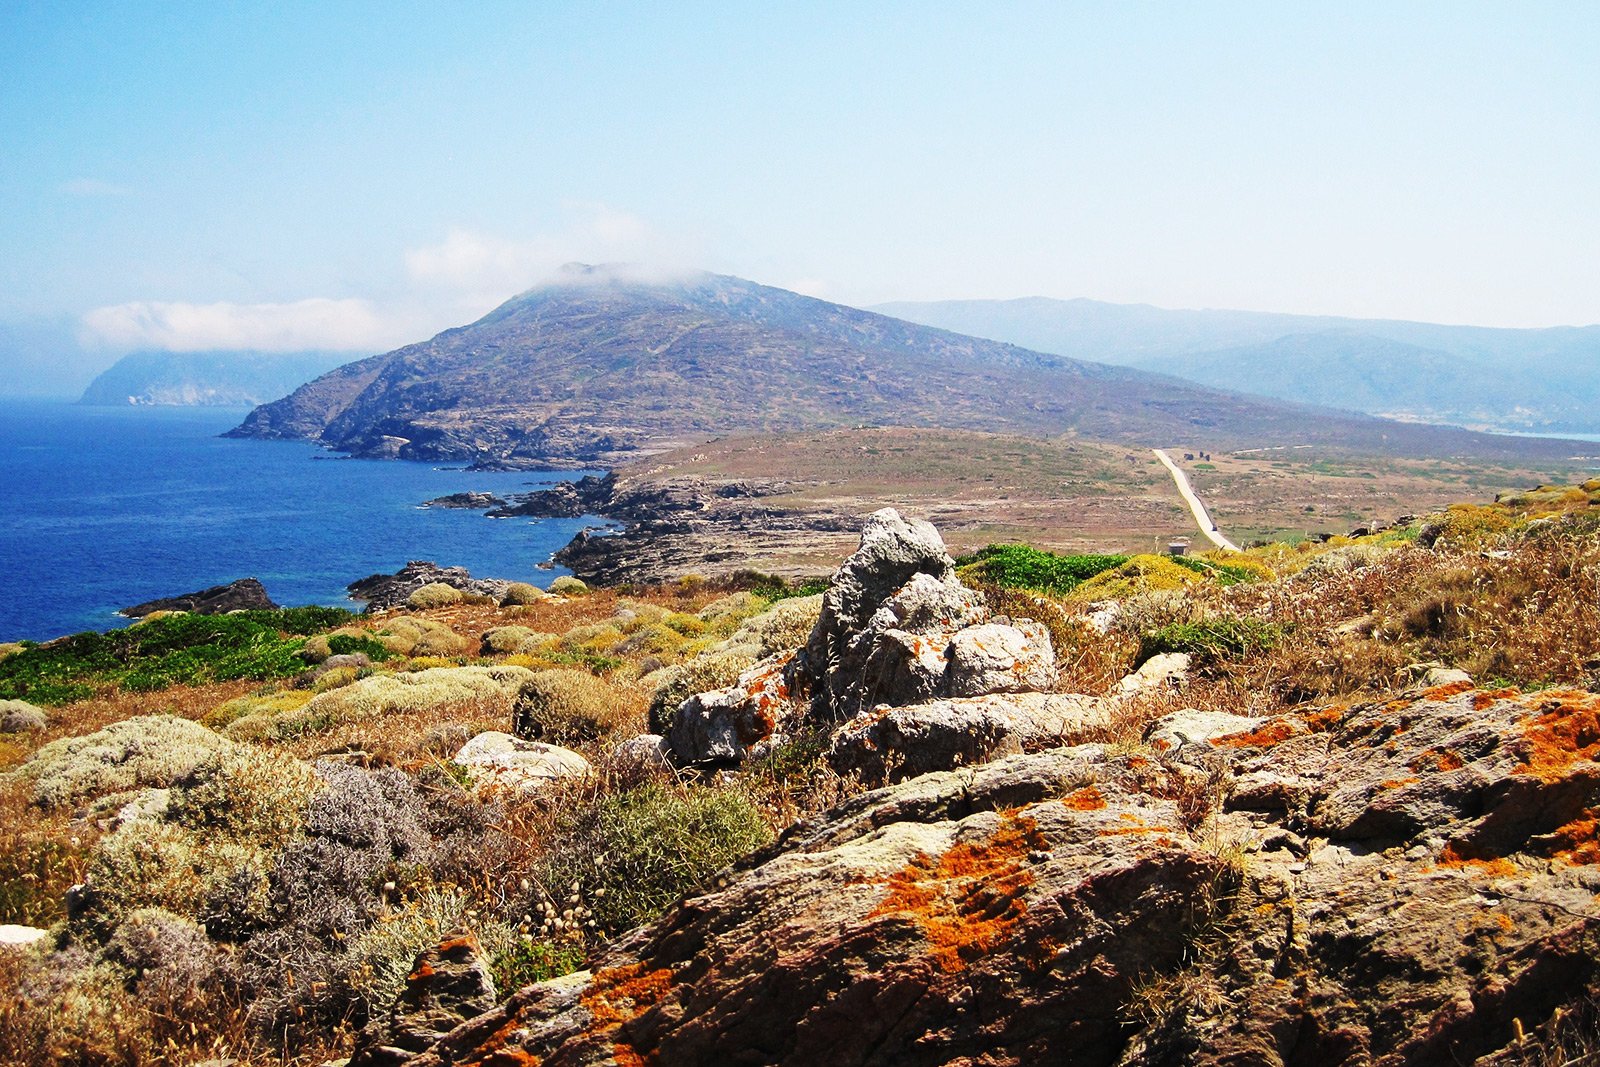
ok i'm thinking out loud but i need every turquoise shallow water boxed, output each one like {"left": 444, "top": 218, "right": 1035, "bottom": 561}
{"left": 0, "top": 399, "right": 604, "bottom": 641}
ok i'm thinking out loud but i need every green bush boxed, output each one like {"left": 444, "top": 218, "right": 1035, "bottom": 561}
{"left": 407, "top": 583, "right": 465, "bottom": 609}
{"left": 0, "top": 608, "right": 354, "bottom": 705}
{"left": 548, "top": 576, "right": 588, "bottom": 595}
{"left": 501, "top": 582, "right": 546, "bottom": 606}
{"left": 957, "top": 545, "right": 1127, "bottom": 595}
{"left": 481, "top": 626, "right": 557, "bottom": 656}
{"left": 373, "top": 617, "right": 468, "bottom": 657}
{"left": 326, "top": 633, "right": 393, "bottom": 661}
{"left": 1137, "top": 618, "right": 1284, "bottom": 668}
{"left": 533, "top": 781, "right": 772, "bottom": 936}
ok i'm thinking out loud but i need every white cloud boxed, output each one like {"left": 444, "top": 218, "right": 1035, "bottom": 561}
{"left": 403, "top": 204, "right": 696, "bottom": 305}
{"left": 60, "top": 178, "right": 130, "bottom": 197}
{"left": 80, "top": 298, "right": 399, "bottom": 353}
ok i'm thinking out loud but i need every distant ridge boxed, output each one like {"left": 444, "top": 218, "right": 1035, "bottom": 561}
{"left": 80, "top": 350, "right": 355, "bottom": 407}
{"left": 870, "top": 296, "right": 1600, "bottom": 434}
{"left": 228, "top": 267, "right": 1590, "bottom": 468}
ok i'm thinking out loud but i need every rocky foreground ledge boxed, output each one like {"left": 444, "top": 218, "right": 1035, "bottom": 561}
{"left": 348, "top": 509, "right": 1600, "bottom": 1067}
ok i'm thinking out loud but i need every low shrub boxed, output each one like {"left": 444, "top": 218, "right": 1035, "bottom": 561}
{"left": 0, "top": 699, "right": 47, "bottom": 733}
{"left": 201, "top": 689, "right": 312, "bottom": 729}
{"left": 958, "top": 544, "right": 1127, "bottom": 595}
{"left": 224, "top": 665, "right": 534, "bottom": 742}
{"left": 501, "top": 581, "right": 546, "bottom": 606}
{"left": 408, "top": 582, "right": 466, "bottom": 609}
{"left": 0, "top": 609, "right": 349, "bottom": 705}
{"left": 481, "top": 626, "right": 558, "bottom": 656}
{"left": 18, "top": 715, "right": 231, "bottom": 808}
{"left": 548, "top": 576, "right": 589, "bottom": 595}
{"left": 1068, "top": 554, "right": 1205, "bottom": 601}
{"left": 512, "top": 669, "right": 634, "bottom": 745}
{"left": 373, "top": 616, "right": 468, "bottom": 657}
{"left": 1137, "top": 619, "right": 1284, "bottom": 669}
{"left": 531, "top": 781, "right": 772, "bottom": 936}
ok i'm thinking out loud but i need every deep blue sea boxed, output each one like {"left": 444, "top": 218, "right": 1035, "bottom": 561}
{"left": 0, "top": 399, "right": 606, "bottom": 642}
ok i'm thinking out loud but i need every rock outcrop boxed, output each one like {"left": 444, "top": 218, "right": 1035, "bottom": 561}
{"left": 420, "top": 492, "right": 506, "bottom": 510}
{"left": 121, "top": 577, "right": 278, "bottom": 617}
{"left": 664, "top": 509, "right": 1058, "bottom": 768}
{"left": 349, "top": 929, "right": 497, "bottom": 1067}
{"left": 405, "top": 682, "right": 1600, "bottom": 1066}
{"left": 347, "top": 562, "right": 511, "bottom": 611}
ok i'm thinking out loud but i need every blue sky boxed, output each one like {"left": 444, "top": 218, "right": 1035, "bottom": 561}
{"left": 2, "top": 2, "right": 1597, "bottom": 383}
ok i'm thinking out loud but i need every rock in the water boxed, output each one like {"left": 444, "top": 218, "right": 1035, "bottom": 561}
{"left": 420, "top": 492, "right": 506, "bottom": 510}
{"left": 406, "top": 684, "right": 1600, "bottom": 1067}
{"left": 350, "top": 928, "right": 497, "bottom": 1067}
{"left": 347, "top": 561, "right": 510, "bottom": 611}
{"left": 121, "top": 577, "right": 278, "bottom": 617}
{"left": 453, "top": 732, "right": 592, "bottom": 792}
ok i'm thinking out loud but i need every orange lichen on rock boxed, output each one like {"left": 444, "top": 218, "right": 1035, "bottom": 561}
{"left": 581, "top": 961, "right": 674, "bottom": 1065}
{"left": 1061, "top": 785, "right": 1107, "bottom": 811}
{"left": 1541, "top": 809, "right": 1600, "bottom": 866}
{"left": 1513, "top": 691, "right": 1600, "bottom": 782}
{"left": 1303, "top": 704, "right": 1347, "bottom": 732}
{"left": 1434, "top": 844, "right": 1520, "bottom": 878}
{"left": 1422, "top": 680, "right": 1475, "bottom": 701}
{"left": 1099, "top": 812, "right": 1175, "bottom": 837}
{"left": 1474, "top": 688, "right": 1519, "bottom": 711}
{"left": 1409, "top": 749, "right": 1465, "bottom": 773}
{"left": 1380, "top": 777, "right": 1421, "bottom": 790}
{"left": 869, "top": 811, "right": 1044, "bottom": 974}
{"left": 454, "top": 1013, "right": 544, "bottom": 1067}
{"left": 1214, "top": 721, "right": 1298, "bottom": 748}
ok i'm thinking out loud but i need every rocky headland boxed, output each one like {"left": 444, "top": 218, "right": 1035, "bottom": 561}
{"left": 120, "top": 576, "right": 279, "bottom": 617}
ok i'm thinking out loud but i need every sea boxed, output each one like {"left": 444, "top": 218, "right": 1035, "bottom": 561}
{"left": 0, "top": 399, "right": 607, "bottom": 642}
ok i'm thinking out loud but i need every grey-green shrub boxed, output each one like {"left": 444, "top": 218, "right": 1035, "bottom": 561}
{"left": 644, "top": 650, "right": 756, "bottom": 734}
{"left": 407, "top": 582, "right": 466, "bottom": 609}
{"left": 17, "top": 715, "right": 231, "bottom": 808}
{"left": 512, "top": 669, "right": 632, "bottom": 744}
{"left": 501, "top": 582, "right": 546, "bottom": 606}
{"left": 548, "top": 576, "right": 588, "bottom": 595}
{"left": 0, "top": 699, "right": 47, "bottom": 732}
{"left": 533, "top": 782, "right": 772, "bottom": 936}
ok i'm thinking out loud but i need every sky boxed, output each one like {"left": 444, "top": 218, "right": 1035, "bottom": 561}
{"left": 2, "top": 2, "right": 1598, "bottom": 390}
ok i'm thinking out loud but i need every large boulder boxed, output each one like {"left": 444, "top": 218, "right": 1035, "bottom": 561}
{"left": 350, "top": 929, "right": 497, "bottom": 1067}
{"left": 452, "top": 732, "right": 592, "bottom": 794}
{"left": 404, "top": 683, "right": 1600, "bottom": 1066}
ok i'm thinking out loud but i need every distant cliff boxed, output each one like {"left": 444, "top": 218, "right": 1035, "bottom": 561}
{"left": 79, "top": 350, "right": 357, "bottom": 407}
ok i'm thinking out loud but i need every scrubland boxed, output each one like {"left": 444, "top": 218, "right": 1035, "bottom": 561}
{"left": 0, "top": 477, "right": 1596, "bottom": 1065}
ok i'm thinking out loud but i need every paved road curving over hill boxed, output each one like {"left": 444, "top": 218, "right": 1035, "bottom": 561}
{"left": 1154, "top": 448, "right": 1240, "bottom": 551}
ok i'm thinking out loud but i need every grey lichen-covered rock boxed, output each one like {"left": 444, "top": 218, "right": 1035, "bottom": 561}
{"left": 792, "top": 509, "right": 971, "bottom": 718}
{"left": 1145, "top": 708, "right": 1273, "bottom": 753}
{"left": 944, "top": 620, "right": 1057, "bottom": 697}
{"left": 827, "top": 691, "right": 1110, "bottom": 785}
{"left": 1115, "top": 651, "right": 1191, "bottom": 696}
{"left": 606, "top": 734, "right": 673, "bottom": 780}
{"left": 666, "top": 654, "right": 799, "bottom": 767}
{"left": 349, "top": 928, "right": 498, "bottom": 1067}
{"left": 452, "top": 732, "right": 592, "bottom": 793}
{"left": 408, "top": 683, "right": 1600, "bottom": 1067}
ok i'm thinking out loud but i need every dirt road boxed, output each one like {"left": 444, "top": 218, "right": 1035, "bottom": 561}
{"left": 1153, "top": 448, "right": 1241, "bottom": 551}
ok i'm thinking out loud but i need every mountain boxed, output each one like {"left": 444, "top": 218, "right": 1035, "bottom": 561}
{"left": 228, "top": 265, "right": 1590, "bottom": 468}
{"left": 79, "top": 350, "right": 357, "bottom": 407}
{"left": 869, "top": 297, "right": 1600, "bottom": 433}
